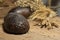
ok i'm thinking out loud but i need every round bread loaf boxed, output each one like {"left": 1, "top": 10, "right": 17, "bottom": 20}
{"left": 3, "top": 13, "right": 30, "bottom": 34}
{"left": 8, "top": 6, "right": 34, "bottom": 18}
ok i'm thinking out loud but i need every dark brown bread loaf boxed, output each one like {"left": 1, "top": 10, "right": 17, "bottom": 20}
{"left": 3, "top": 13, "right": 30, "bottom": 34}
{"left": 8, "top": 6, "right": 34, "bottom": 18}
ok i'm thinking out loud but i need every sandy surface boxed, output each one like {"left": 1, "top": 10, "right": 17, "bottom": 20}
{"left": 0, "top": 17, "right": 60, "bottom": 40}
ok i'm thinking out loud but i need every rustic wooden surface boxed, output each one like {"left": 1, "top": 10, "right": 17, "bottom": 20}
{"left": 0, "top": 17, "right": 60, "bottom": 40}
{"left": 1, "top": 0, "right": 60, "bottom": 40}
